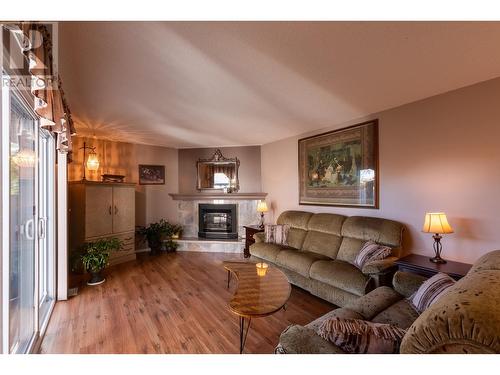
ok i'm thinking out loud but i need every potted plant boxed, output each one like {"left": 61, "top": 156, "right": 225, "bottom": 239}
{"left": 170, "top": 224, "right": 183, "bottom": 239}
{"left": 137, "top": 219, "right": 170, "bottom": 255}
{"left": 137, "top": 220, "right": 182, "bottom": 255}
{"left": 81, "top": 237, "right": 122, "bottom": 286}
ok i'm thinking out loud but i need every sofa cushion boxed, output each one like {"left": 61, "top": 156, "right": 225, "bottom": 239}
{"left": 410, "top": 273, "right": 456, "bottom": 313}
{"left": 309, "top": 260, "right": 370, "bottom": 296}
{"left": 249, "top": 242, "right": 284, "bottom": 263}
{"left": 341, "top": 216, "right": 404, "bottom": 249}
{"left": 336, "top": 237, "right": 366, "bottom": 264}
{"left": 264, "top": 224, "right": 290, "bottom": 245}
{"left": 307, "top": 213, "right": 345, "bottom": 235}
{"left": 275, "top": 250, "right": 329, "bottom": 277}
{"left": 317, "top": 318, "right": 407, "bottom": 354}
{"left": 286, "top": 228, "right": 308, "bottom": 250}
{"left": 372, "top": 300, "right": 420, "bottom": 330}
{"left": 302, "top": 231, "right": 342, "bottom": 259}
{"left": 353, "top": 240, "right": 392, "bottom": 269}
{"left": 277, "top": 211, "right": 313, "bottom": 230}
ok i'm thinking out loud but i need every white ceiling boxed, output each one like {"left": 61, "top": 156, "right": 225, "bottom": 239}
{"left": 59, "top": 21, "right": 500, "bottom": 148}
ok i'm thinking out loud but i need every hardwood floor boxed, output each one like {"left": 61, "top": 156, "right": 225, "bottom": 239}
{"left": 40, "top": 252, "right": 334, "bottom": 354}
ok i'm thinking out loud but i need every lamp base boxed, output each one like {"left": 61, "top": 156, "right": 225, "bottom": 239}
{"left": 429, "top": 256, "right": 447, "bottom": 264}
{"left": 429, "top": 233, "right": 447, "bottom": 264}
{"left": 259, "top": 212, "right": 265, "bottom": 229}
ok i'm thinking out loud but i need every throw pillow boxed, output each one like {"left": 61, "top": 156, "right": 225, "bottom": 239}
{"left": 410, "top": 272, "right": 456, "bottom": 313}
{"left": 353, "top": 240, "right": 392, "bottom": 269}
{"left": 264, "top": 224, "right": 290, "bottom": 246}
{"left": 317, "top": 317, "right": 407, "bottom": 354}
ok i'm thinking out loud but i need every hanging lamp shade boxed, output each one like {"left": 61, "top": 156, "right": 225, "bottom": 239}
{"left": 12, "top": 149, "right": 36, "bottom": 168}
{"left": 86, "top": 151, "right": 100, "bottom": 171}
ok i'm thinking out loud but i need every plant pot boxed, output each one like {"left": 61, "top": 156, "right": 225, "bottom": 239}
{"left": 87, "top": 270, "right": 105, "bottom": 286}
{"left": 148, "top": 239, "right": 163, "bottom": 255}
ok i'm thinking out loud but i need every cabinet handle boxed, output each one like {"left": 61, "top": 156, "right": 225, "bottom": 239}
{"left": 114, "top": 206, "right": 118, "bottom": 215}
{"left": 108, "top": 206, "right": 112, "bottom": 215}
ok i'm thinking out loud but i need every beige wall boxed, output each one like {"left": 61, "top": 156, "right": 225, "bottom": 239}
{"left": 69, "top": 137, "right": 179, "bottom": 226}
{"left": 261, "top": 77, "right": 500, "bottom": 264}
{"left": 178, "top": 146, "right": 262, "bottom": 193}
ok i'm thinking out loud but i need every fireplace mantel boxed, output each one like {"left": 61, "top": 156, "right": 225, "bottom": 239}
{"left": 169, "top": 192, "right": 267, "bottom": 201}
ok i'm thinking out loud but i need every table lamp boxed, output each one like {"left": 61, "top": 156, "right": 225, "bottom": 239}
{"left": 257, "top": 200, "right": 268, "bottom": 229}
{"left": 422, "top": 212, "right": 454, "bottom": 264}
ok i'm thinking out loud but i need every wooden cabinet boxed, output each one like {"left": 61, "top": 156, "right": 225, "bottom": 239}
{"left": 69, "top": 181, "right": 136, "bottom": 266}
{"left": 112, "top": 185, "right": 135, "bottom": 233}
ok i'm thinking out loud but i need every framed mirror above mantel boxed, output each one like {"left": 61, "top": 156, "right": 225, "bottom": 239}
{"left": 196, "top": 149, "right": 240, "bottom": 192}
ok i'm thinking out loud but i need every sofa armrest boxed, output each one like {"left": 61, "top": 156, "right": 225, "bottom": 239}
{"left": 253, "top": 232, "right": 265, "bottom": 243}
{"left": 344, "top": 286, "right": 403, "bottom": 320}
{"left": 276, "top": 325, "right": 345, "bottom": 354}
{"left": 392, "top": 271, "right": 428, "bottom": 298}
{"left": 362, "top": 256, "right": 399, "bottom": 275}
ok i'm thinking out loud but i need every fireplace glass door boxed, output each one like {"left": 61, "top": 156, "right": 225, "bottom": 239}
{"left": 203, "top": 212, "right": 232, "bottom": 233}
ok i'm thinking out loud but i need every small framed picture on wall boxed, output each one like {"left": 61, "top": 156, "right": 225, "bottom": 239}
{"left": 138, "top": 164, "right": 165, "bottom": 185}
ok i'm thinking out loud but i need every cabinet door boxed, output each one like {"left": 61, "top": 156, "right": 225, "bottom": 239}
{"left": 112, "top": 186, "right": 135, "bottom": 233}
{"left": 85, "top": 185, "right": 113, "bottom": 238}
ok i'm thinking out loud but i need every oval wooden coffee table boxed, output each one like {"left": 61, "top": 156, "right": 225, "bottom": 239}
{"left": 223, "top": 261, "right": 291, "bottom": 353}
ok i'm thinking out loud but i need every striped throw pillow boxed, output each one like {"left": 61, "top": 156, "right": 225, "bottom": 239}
{"left": 354, "top": 240, "right": 392, "bottom": 269}
{"left": 264, "top": 224, "right": 290, "bottom": 246}
{"left": 317, "top": 317, "right": 407, "bottom": 354}
{"left": 410, "top": 273, "right": 456, "bottom": 313}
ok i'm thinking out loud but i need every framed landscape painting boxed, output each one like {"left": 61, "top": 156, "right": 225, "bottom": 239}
{"left": 139, "top": 164, "right": 165, "bottom": 185}
{"left": 298, "top": 120, "right": 379, "bottom": 208}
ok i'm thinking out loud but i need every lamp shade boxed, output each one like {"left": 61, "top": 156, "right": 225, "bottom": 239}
{"left": 12, "top": 149, "right": 36, "bottom": 168}
{"left": 422, "top": 213, "right": 454, "bottom": 234}
{"left": 86, "top": 151, "right": 100, "bottom": 171}
{"left": 257, "top": 201, "right": 268, "bottom": 213}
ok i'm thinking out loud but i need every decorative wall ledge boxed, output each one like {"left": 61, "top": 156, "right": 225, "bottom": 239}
{"left": 169, "top": 192, "right": 267, "bottom": 201}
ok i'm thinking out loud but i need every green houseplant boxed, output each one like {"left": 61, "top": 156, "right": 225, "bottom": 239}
{"left": 137, "top": 219, "right": 182, "bottom": 255}
{"left": 81, "top": 237, "right": 122, "bottom": 286}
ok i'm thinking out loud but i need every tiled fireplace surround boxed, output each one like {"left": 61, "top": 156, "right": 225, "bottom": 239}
{"left": 172, "top": 196, "right": 265, "bottom": 253}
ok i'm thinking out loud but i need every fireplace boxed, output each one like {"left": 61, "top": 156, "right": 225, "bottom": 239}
{"left": 198, "top": 204, "right": 238, "bottom": 239}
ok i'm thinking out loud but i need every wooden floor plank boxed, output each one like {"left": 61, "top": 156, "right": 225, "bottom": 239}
{"left": 40, "top": 252, "right": 334, "bottom": 354}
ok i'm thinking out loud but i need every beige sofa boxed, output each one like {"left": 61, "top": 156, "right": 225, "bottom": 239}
{"left": 276, "top": 250, "right": 500, "bottom": 354}
{"left": 250, "top": 211, "right": 405, "bottom": 307}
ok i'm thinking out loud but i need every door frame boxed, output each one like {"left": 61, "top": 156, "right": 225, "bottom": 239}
{"left": 1, "top": 72, "right": 57, "bottom": 354}
{"left": 37, "top": 128, "right": 57, "bottom": 337}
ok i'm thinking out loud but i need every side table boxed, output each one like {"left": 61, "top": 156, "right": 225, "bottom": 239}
{"left": 243, "top": 225, "right": 264, "bottom": 258}
{"left": 395, "top": 253, "right": 471, "bottom": 280}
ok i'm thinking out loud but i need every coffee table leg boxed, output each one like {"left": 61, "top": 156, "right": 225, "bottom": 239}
{"left": 239, "top": 316, "right": 252, "bottom": 354}
{"left": 227, "top": 270, "right": 231, "bottom": 289}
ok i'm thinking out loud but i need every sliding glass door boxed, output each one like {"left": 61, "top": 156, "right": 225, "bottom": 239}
{"left": 2, "top": 81, "right": 57, "bottom": 354}
{"left": 7, "top": 92, "right": 37, "bottom": 354}
{"left": 37, "top": 129, "right": 56, "bottom": 332}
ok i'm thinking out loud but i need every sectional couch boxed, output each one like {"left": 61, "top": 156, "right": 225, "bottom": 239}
{"left": 250, "top": 210, "right": 405, "bottom": 307}
{"left": 276, "top": 250, "right": 500, "bottom": 354}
